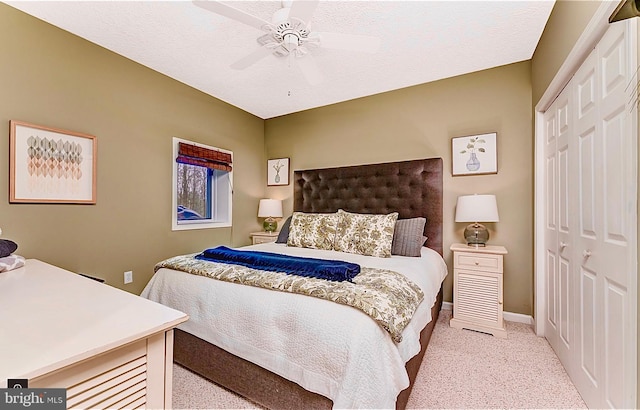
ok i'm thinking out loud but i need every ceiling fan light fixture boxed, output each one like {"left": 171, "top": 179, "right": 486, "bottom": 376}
{"left": 197, "top": 0, "right": 380, "bottom": 86}
{"left": 283, "top": 33, "right": 299, "bottom": 52}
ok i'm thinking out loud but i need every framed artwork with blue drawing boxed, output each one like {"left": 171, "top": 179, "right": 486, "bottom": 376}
{"left": 267, "top": 157, "right": 289, "bottom": 186}
{"left": 451, "top": 132, "right": 497, "bottom": 176}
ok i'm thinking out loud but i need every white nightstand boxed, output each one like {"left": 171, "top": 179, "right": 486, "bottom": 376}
{"left": 449, "top": 243, "right": 508, "bottom": 338}
{"left": 250, "top": 231, "right": 280, "bottom": 245}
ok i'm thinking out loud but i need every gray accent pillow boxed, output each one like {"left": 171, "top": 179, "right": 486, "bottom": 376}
{"left": 391, "top": 217, "right": 427, "bottom": 257}
{"left": 0, "top": 239, "right": 17, "bottom": 258}
{"left": 276, "top": 216, "right": 292, "bottom": 243}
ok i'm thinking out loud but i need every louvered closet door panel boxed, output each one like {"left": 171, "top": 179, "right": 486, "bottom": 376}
{"left": 454, "top": 270, "right": 501, "bottom": 325}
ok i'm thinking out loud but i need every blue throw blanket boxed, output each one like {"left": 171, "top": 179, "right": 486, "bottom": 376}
{"left": 195, "top": 246, "right": 360, "bottom": 282}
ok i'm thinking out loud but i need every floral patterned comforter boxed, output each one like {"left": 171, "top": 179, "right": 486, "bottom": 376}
{"left": 155, "top": 253, "right": 424, "bottom": 343}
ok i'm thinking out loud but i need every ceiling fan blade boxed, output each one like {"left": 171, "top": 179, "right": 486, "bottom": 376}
{"left": 230, "top": 46, "right": 275, "bottom": 70}
{"left": 193, "top": 0, "right": 271, "bottom": 31}
{"left": 287, "top": 0, "right": 319, "bottom": 26}
{"left": 315, "top": 32, "right": 381, "bottom": 53}
{"left": 296, "top": 54, "right": 323, "bottom": 86}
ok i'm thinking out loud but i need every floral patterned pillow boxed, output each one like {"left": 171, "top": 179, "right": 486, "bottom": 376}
{"left": 334, "top": 210, "right": 399, "bottom": 257}
{"left": 287, "top": 212, "right": 339, "bottom": 250}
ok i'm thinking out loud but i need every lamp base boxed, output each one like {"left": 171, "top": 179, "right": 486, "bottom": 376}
{"left": 263, "top": 217, "right": 278, "bottom": 233}
{"left": 464, "top": 223, "right": 489, "bottom": 246}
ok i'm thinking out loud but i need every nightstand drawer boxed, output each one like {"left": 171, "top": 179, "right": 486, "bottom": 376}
{"left": 250, "top": 232, "right": 279, "bottom": 245}
{"left": 455, "top": 251, "right": 503, "bottom": 273}
{"left": 253, "top": 236, "right": 277, "bottom": 244}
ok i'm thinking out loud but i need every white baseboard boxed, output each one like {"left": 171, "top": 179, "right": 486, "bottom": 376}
{"left": 441, "top": 301, "right": 534, "bottom": 325}
{"left": 503, "top": 311, "right": 534, "bottom": 325}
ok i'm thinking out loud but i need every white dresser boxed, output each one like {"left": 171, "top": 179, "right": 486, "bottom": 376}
{"left": 449, "top": 243, "right": 508, "bottom": 338}
{"left": 0, "top": 259, "right": 188, "bottom": 409}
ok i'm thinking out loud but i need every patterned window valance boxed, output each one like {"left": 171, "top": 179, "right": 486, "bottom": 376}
{"left": 176, "top": 142, "right": 232, "bottom": 172}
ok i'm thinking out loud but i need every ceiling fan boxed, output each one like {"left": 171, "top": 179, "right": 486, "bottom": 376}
{"left": 193, "top": 0, "right": 381, "bottom": 86}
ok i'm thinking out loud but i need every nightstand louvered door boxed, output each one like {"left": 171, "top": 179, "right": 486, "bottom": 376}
{"left": 449, "top": 243, "right": 507, "bottom": 338}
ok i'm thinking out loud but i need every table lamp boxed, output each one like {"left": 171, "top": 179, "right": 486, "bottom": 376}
{"left": 258, "top": 199, "right": 283, "bottom": 232}
{"left": 455, "top": 194, "right": 499, "bottom": 246}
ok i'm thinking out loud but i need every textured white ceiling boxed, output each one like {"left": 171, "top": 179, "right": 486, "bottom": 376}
{"left": 6, "top": 1, "right": 555, "bottom": 119}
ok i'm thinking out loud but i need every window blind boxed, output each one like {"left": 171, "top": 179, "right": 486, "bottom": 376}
{"left": 176, "top": 142, "right": 232, "bottom": 172}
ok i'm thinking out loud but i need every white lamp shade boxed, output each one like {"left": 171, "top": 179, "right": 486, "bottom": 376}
{"left": 455, "top": 194, "right": 499, "bottom": 223}
{"left": 258, "top": 199, "right": 283, "bottom": 218}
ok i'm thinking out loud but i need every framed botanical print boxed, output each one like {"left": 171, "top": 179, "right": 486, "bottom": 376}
{"left": 267, "top": 157, "right": 289, "bottom": 186}
{"left": 451, "top": 132, "right": 497, "bottom": 176}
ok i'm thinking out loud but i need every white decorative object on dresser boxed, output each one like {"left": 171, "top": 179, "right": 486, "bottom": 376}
{"left": 250, "top": 231, "right": 279, "bottom": 245}
{"left": 0, "top": 259, "right": 188, "bottom": 409}
{"left": 449, "top": 243, "right": 508, "bottom": 338}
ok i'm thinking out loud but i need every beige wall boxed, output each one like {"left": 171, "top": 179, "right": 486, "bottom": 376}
{"left": 265, "top": 62, "right": 534, "bottom": 315}
{"left": 0, "top": 4, "right": 264, "bottom": 294}
{"left": 531, "top": 0, "right": 602, "bottom": 103}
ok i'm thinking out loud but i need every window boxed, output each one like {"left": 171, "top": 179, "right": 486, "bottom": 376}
{"left": 172, "top": 137, "right": 232, "bottom": 230}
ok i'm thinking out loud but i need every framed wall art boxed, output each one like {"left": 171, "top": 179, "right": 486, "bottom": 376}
{"left": 267, "top": 157, "right": 289, "bottom": 186}
{"left": 451, "top": 132, "right": 498, "bottom": 176}
{"left": 9, "top": 120, "right": 97, "bottom": 204}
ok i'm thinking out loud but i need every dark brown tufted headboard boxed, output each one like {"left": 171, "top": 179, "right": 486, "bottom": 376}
{"left": 293, "top": 158, "right": 443, "bottom": 256}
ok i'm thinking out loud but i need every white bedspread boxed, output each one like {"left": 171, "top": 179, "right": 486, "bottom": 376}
{"left": 141, "top": 243, "right": 447, "bottom": 409}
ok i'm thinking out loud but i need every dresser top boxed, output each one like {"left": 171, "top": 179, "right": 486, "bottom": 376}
{"left": 0, "top": 259, "right": 188, "bottom": 385}
{"left": 450, "top": 243, "right": 508, "bottom": 254}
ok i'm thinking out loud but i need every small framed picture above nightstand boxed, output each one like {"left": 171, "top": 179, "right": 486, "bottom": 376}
{"left": 250, "top": 231, "right": 279, "bottom": 245}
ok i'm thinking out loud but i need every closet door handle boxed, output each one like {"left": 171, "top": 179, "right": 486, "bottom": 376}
{"left": 560, "top": 241, "right": 568, "bottom": 250}
{"left": 583, "top": 249, "right": 592, "bottom": 259}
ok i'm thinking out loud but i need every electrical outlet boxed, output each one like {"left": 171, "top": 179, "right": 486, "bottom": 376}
{"left": 124, "top": 270, "right": 133, "bottom": 284}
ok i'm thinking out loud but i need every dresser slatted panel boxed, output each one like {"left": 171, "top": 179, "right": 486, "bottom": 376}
{"left": 31, "top": 339, "right": 149, "bottom": 409}
{"left": 68, "top": 359, "right": 147, "bottom": 409}
{"left": 455, "top": 272, "right": 499, "bottom": 322}
{"left": 449, "top": 244, "right": 507, "bottom": 338}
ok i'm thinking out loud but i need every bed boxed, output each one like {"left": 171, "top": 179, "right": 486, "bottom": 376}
{"left": 142, "top": 157, "right": 445, "bottom": 409}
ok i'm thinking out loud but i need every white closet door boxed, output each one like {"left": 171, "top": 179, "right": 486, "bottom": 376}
{"left": 544, "top": 89, "right": 573, "bottom": 368}
{"left": 572, "top": 43, "right": 600, "bottom": 408}
{"left": 543, "top": 19, "right": 636, "bottom": 409}
{"left": 600, "top": 23, "right": 638, "bottom": 408}
{"left": 574, "top": 21, "right": 636, "bottom": 408}
{"left": 556, "top": 90, "right": 573, "bottom": 368}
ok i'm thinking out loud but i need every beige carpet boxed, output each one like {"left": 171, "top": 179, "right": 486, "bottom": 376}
{"left": 172, "top": 309, "right": 586, "bottom": 409}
